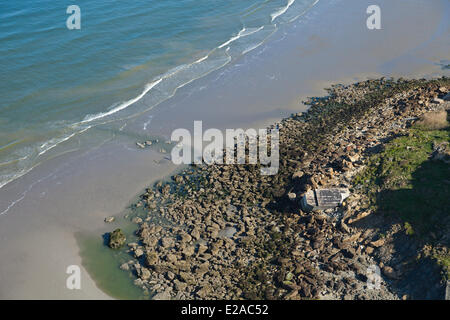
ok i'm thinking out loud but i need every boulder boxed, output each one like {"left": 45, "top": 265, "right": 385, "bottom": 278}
{"left": 160, "top": 237, "right": 174, "bottom": 248}
{"left": 134, "top": 248, "right": 144, "bottom": 258}
{"left": 146, "top": 251, "right": 158, "bottom": 267}
{"left": 370, "top": 238, "right": 385, "bottom": 247}
{"left": 108, "top": 229, "right": 126, "bottom": 249}
{"left": 104, "top": 216, "right": 115, "bottom": 223}
{"left": 152, "top": 290, "right": 171, "bottom": 300}
{"left": 139, "top": 267, "right": 151, "bottom": 280}
{"left": 382, "top": 266, "right": 400, "bottom": 280}
{"left": 287, "top": 192, "right": 297, "bottom": 201}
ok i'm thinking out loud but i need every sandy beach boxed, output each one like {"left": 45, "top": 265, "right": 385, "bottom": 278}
{"left": 0, "top": 0, "right": 449, "bottom": 299}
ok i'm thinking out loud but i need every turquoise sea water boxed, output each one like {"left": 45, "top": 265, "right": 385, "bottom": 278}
{"left": 0, "top": 0, "right": 318, "bottom": 190}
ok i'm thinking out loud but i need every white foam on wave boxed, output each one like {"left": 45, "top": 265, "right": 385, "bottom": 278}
{"left": 78, "top": 52, "right": 217, "bottom": 128}
{"left": 219, "top": 27, "right": 246, "bottom": 49}
{"left": 218, "top": 26, "right": 264, "bottom": 49}
{"left": 0, "top": 159, "right": 67, "bottom": 216}
{"left": 75, "top": 23, "right": 268, "bottom": 128}
{"left": 194, "top": 54, "right": 209, "bottom": 63}
{"left": 0, "top": 125, "right": 93, "bottom": 190}
{"left": 81, "top": 79, "right": 163, "bottom": 124}
{"left": 271, "top": 0, "right": 295, "bottom": 22}
{"left": 0, "top": 0, "right": 322, "bottom": 195}
{"left": 38, "top": 125, "right": 92, "bottom": 156}
{"left": 243, "top": 43, "right": 263, "bottom": 55}
{"left": 288, "top": 0, "right": 320, "bottom": 23}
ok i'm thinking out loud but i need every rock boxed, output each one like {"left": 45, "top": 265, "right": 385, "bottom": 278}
{"left": 191, "top": 229, "right": 200, "bottom": 240}
{"left": 285, "top": 272, "right": 294, "bottom": 281}
{"left": 365, "top": 246, "right": 374, "bottom": 254}
{"left": 340, "top": 219, "right": 350, "bottom": 233}
{"left": 166, "top": 271, "right": 175, "bottom": 280}
{"left": 179, "top": 271, "right": 194, "bottom": 283}
{"left": 108, "top": 229, "right": 126, "bottom": 249}
{"left": 348, "top": 211, "right": 371, "bottom": 224}
{"left": 347, "top": 153, "right": 360, "bottom": 163}
{"left": 140, "top": 267, "right": 151, "bottom": 280}
{"left": 197, "top": 244, "right": 208, "bottom": 255}
{"left": 382, "top": 266, "right": 400, "bottom": 279}
{"left": 135, "top": 248, "right": 144, "bottom": 258}
{"left": 104, "top": 216, "right": 115, "bottom": 223}
{"left": 182, "top": 246, "right": 195, "bottom": 257}
{"left": 292, "top": 171, "right": 304, "bottom": 179}
{"left": 210, "top": 243, "right": 220, "bottom": 256}
{"left": 146, "top": 251, "right": 158, "bottom": 266}
{"left": 287, "top": 192, "right": 297, "bottom": 201}
{"left": 432, "top": 97, "right": 444, "bottom": 104}
{"left": 196, "top": 285, "right": 212, "bottom": 298}
{"left": 370, "top": 238, "right": 385, "bottom": 247}
{"left": 119, "top": 262, "right": 129, "bottom": 271}
{"left": 301, "top": 188, "right": 350, "bottom": 212}
{"left": 173, "top": 175, "right": 183, "bottom": 183}
{"left": 174, "top": 279, "right": 188, "bottom": 291}
{"left": 179, "top": 232, "right": 192, "bottom": 243}
{"left": 197, "top": 261, "right": 210, "bottom": 273}
{"left": 161, "top": 237, "right": 174, "bottom": 248}
{"left": 152, "top": 290, "right": 171, "bottom": 300}
{"left": 132, "top": 217, "right": 143, "bottom": 224}
{"left": 343, "top": 232, "right": 361, "bottom": 244}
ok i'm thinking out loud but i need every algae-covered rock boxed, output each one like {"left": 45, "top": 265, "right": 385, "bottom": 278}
{"left": 108, "top": 229, "right": 126, "bottom": 249}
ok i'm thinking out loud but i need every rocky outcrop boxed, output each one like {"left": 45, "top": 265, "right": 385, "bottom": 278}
{"left": 114, "top": 77, "right": 449, "bottom": 299}
{"left": 108, "top": 229, "right": 126, "bottom": 249}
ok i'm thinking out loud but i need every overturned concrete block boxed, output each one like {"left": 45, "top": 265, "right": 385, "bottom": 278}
{"left": 301, "top": 188, "right": 350, "bottom": 212}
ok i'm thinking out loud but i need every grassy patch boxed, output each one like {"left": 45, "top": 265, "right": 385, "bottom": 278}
{"left": 434, "top": 254, "right": 450, "bottom": 280}
{"left": 354, "top": 127, "right": 450, "bottom": 236}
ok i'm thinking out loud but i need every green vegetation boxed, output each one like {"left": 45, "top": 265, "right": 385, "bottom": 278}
{"left": 354, "top": 126, "right": 449, "bottom": 236}
{"left": 404, "top": 222, "right": 415, "bottom": 236}
{"left": 434, "top": 254, "right": 450, "bottom": 280}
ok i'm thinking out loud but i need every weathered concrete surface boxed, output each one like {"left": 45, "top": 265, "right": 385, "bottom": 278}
{"left": 301, "top": 188, "right": 350, "bottom": 212}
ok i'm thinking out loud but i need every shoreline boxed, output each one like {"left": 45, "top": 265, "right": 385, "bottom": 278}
{"left": 0, "top": 0, "right": 449, "bottom": 299}
{"left": 119, "top": 77, "right": 449, "bottom": 300}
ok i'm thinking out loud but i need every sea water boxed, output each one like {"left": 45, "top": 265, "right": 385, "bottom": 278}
{"left": 0, "top": 0, "right": 319, "bottom": 193}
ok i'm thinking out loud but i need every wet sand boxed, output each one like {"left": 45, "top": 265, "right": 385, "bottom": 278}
{"left": 0, "top": 0, "right": 448, "bottom": 299}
